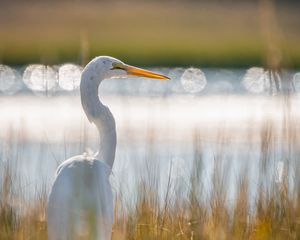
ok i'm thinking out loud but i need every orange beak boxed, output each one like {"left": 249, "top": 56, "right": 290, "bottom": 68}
{"left": 124, "top": 64, "right": 169, "bottom": 80}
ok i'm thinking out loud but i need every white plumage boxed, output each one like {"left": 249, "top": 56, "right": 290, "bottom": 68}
{"left": 47, "top": 56, "right": 169, "bottom": 240}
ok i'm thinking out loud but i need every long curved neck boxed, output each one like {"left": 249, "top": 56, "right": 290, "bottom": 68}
{"left": 80, "top": 72, "right": 116, "bottom": 170}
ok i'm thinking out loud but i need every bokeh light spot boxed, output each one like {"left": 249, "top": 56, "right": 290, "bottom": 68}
{"left": 58, "top": 64, "right": 82, "bottom": 91}
{"left": 181, "top": 68, "right": 207, "bottom": 93}
{"left": 242, "top": 67, "right": 267, "bottom": 94}
{"left": 0, "top": 65, "right": 22, "bottom": 95}
{"left": 23, "top": 65, "right": 57, "bottom": 93}
{"left": 293, "top": 72, "right": 300, "bottom": 92}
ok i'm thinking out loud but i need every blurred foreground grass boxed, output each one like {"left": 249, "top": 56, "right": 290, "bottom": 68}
{"left": 1, "top": 96, "right": 300, "bottom": 239}
{"left": 0, "top": 1, "right": 300, "bottom": 67}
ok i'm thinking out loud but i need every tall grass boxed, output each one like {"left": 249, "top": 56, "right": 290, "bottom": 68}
{"left": 1, "top": 96, "right": 300, "bottom": 239}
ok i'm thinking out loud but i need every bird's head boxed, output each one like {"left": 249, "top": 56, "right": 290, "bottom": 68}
{"left": 85, "top": 56, "right": 169, "bottom": 82}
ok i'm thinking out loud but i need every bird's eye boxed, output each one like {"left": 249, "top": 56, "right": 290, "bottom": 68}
{"left": 111, "top": 62, "right": 125, "bottom": 70}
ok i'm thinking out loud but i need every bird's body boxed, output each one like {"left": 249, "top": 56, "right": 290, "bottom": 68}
{"left": 47, "top": 155, "right": 113, "bottom": 239}
{"left": 47, "top": 56, "right": 168, "bottom": 240}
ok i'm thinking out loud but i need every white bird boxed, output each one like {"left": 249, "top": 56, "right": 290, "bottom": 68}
{"left": 47, "top": 56, "right": 169, "bottom": 240}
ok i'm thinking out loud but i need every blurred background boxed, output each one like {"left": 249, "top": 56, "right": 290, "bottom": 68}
{"left": 0, "top": 0, "right": 299, "bottom": 68}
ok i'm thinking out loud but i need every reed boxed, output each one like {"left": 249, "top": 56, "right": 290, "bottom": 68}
{"left": 1, "top": 96, "right": 300, "bottom": 239}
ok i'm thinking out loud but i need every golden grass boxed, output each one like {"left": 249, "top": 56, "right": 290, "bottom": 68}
{"left": 1, "top": 81, "right": 300, "bottom": 240}
{"left": 1, "top": 97, "right": 300, "bottom": 240}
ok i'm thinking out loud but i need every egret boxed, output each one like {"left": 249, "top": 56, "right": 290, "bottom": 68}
{"left": 47, "top": 56, "right": 169, "bottom": 240}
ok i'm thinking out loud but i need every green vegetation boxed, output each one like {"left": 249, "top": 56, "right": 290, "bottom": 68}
{"left": 0, "top": 2, "right": 300, "bottom": 67}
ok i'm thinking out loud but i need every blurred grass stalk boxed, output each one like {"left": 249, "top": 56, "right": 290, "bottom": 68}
{"left": 2, "top": 96, "right": 300, "bottom": 239}
{"left": 112, "top": 111, "right": 300, "bottom": 240}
